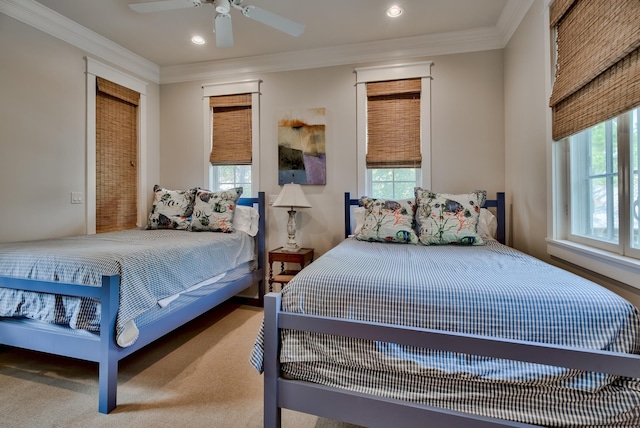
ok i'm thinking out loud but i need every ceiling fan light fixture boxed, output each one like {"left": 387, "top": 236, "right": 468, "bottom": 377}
{"left": 386, "top": 5, "right": 403, "bottom": 18}
{"left": 130, "top": 0, "right": 305, "bottom": 49}
{"left": 215, "top": 0, "right": 230, "bottom": 14}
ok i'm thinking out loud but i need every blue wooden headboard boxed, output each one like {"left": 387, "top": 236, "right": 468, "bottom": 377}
{"left": 344, "top": 192, "right": 506, "bottom": 245}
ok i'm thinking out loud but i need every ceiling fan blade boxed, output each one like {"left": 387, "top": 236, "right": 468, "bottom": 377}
{"left": 129, "top": 0, "right": 202, "bottom": 13}
{"left": 214, "top": 13, "right": 234, "bottom": 48}
{"left": 241, "top": 5, "right": 305, "bottom": 37}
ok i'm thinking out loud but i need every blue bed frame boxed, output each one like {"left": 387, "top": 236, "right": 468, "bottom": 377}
{"left": 263, "top": 192, "right": 640, "bottom": 428}
{"left": 0, "top": 192, "right": 266, "bottom": 414}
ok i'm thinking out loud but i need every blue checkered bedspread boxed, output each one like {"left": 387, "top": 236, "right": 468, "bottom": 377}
{"left": 0, "top": 228, "right": 255, "bottom": 347}
{"left": 250, "top": 238, "right": 640, "bottom": 426}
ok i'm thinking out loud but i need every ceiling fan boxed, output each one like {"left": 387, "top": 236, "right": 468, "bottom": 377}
{"left": 129, "top": 0, "right": 305, "bottom": 48}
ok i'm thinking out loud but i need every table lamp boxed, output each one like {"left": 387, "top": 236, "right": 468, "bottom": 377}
{"left": 272, "top": 183, "right": 312, "bottom": 252}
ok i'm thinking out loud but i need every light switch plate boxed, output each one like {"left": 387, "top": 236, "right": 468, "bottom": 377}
{"left": 71, "top": 192, "right": 83, "bottom": 204}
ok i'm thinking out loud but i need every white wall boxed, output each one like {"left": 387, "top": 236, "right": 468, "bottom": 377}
{"left": 431, "top": 50, "right": 504, "bottom": 195}
{"left": 504, "top": 0, "right": 548, "bottom": 255}
{"left": 160, "top": 51, "right": 506, "bottom": 257}
{"left": 504, "top": 0, "right": 640, "bottom": 307}
{"left": 4, "top": 2, "right": 637, "bottom": 306}
{"left": 0, "top": 14, "right": 160, "bottom": 242}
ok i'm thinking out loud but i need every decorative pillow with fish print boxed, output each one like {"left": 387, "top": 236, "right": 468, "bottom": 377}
{"left": 146, "top": 185, "right": 196, "bottom": 230}
{"left": 354, "top": 197, "right": 418, "bottom": 244}
{"left": 414, "top": 188, "right": 485, "bottom": 245}
{"left": 190, "top": 187, "right": 243, "bottom": 232}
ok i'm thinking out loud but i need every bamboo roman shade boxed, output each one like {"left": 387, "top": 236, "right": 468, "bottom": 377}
{"left": 97, "top": 77, "right": 140, "bottom": 107}
{"left": 549, "top": 0, "right": 640, "bottom": 141}
{"left": 96, "top": 77, "right": 140, "bottom": 233}
{"left": 210, "top": 93, "right": 252, "bottom": 165}
{"left": 366, "top": 78, "right": 421, "bottom": 168}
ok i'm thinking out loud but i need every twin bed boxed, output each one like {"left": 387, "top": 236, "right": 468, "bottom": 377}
{"left": 0, "top": 190, "right": 266, "bottom": 414}
{"left": 253, "top": 191, "right": 640, "bottom": 427}
{"left": 4, "top": 186, "right": 640, "bottom": 424}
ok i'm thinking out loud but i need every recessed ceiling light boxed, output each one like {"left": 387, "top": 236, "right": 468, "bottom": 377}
{"left": 191, "top": 35, "right": 205, "bottom": 45}
{"left": 386, "top": 5, "right": 403, "bottom": 18}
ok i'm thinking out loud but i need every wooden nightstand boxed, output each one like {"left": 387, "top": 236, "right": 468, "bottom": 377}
{"left": 268, "top": 247, "right": 314, "bottom": 292}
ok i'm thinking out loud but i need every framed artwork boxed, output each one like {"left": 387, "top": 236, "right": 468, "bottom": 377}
{"left": 278, "top": 107, "right": 326, "bottom": 185}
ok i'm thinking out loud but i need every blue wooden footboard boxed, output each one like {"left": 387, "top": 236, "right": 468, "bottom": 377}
{"left": 0, "top": 274, "right": 120, "bottom": 413}
{"left": 263, "top": 292, "right": 640, "bottom": 428}
{"left": 0, "top": 192, "right": 266, "bottom": 413}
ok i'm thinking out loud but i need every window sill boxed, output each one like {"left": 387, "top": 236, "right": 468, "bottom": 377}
{"left": 546, "top": 238, "right": 640, "bottom": 290}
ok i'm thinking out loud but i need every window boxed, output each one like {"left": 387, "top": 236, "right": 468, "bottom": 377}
{"left": 210, "top": 165, "right": 252, "bottom": 195}
{"left": 355, "top": 62, "right": 432, "bottom": 199}
{"left": 368, "top": 168, "right": 417, "bottom": 199}
{"left": 86, "top": 58, "right": 148, "bottom": 235}
{"left": 550, "top": 111, "right": 640, "bottom": 288}
{"left": 209, "top": 93, "right": 252, "bottom": 194}
{"left": 202, "top": 80, "right": 260, "bottom": 196}
{"left": 548, "top": 1, "right": 640, "bottom": 288}
{"left": 566, "top": 108, "right": 639, "bottom": 259}
{"left": 365, "top": 78, "right": 421, "bottom": 199}
{"left": 95, "top": 77, "right": 140, "bottom": 233}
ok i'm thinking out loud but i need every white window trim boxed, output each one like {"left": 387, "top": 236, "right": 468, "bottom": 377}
{"left": 354, "top": 62, "right": 433, "bottom": 196}
{"left": 202, "top": 80, "right": 261, "bottom": 196}
{"left": 547, "top": 238, "right": 640, "bottom": 288}
{"left": 86, "top": 57, "right": 148, "bottom": 234}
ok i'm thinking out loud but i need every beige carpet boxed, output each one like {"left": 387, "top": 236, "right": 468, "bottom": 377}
{"left": 0, "top": 303, "right": 360, "bottom": 428}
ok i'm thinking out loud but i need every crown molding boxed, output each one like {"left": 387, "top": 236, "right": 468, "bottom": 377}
{"left": 497, "top": 0, "right": 534, "bottom": 46}
{"left": 0, "top": 0, "right": 160, "bottom": 83}
{"left": 160, "top": 26, "right": 505, "bottom": 84}
{"left": 2, "top": 0, "right": 532, "bottom": 86}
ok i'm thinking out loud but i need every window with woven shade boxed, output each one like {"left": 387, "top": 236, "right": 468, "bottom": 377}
{"left": 365, "top": 78, "right": 422, "bottom": 199}
{"left": 549, "top": 0, "right": 640, "bottom": 141}
{"left": 355, "top": 62, "right": 432, "bottom": 200}
{"left": 366, "top": 79, "right": 422, "bottom": 169}
{"left": 95, "top": 77, "right": 140, "bottom": 234}
{"left": 203, "top": 80, "right": 260, "bottom": 195}
{"left": 548, "top": 0, "right": 640, "bottom": 287}
{"left": 209, "top": 93, "right": 253, "bottom": 194}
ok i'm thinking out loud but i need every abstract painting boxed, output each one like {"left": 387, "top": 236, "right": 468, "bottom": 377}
{"left": 278, "top": 107, "right": 326, "bottom": 185}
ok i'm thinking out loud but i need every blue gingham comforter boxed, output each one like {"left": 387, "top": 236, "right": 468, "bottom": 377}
{"left": 251, "top": 238, "right": 640, "bottom": 426}
{"left": 0, "top": 228, "right": 255, "bottom": 347}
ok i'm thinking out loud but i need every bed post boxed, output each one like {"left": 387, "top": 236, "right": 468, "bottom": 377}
{"left": 344, "top": 192, "right": 351, "bottom": 239}
{"left": 264, "top": 293, "right": 282, "bottom": 428}
{"left": 496, "top": 192, "right": 506, "bottom": 245}
{"left": 344, "top": 192, "right": 359, "bottom": 239}
{"left": 98, "top": 275, "right": 120, "bottom": 413}
{"left": 256, "top": 192, "right": 266, "bottom": 306}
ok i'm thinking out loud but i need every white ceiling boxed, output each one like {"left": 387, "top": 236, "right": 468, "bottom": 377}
{"left": 33, "top": 0, "right": 524, "bottom": 65}
{"left": 2, "top": 0, "right": 532, "bottom": 83}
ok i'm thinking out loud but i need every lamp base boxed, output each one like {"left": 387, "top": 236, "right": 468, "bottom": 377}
{"left": 280, "top": 242, "right": 301, "bottom": 253}
{"left": 281, "top": 209, "right": 301, "bottom": 252}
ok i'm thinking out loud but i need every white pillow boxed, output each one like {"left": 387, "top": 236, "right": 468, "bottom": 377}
{"left": 477, "top": 208, "right": 498, "bottom": 241}
{"left": 353, "top": 206, "right": 365, "bottom": 235}
{"left": 233, "top": 205, "right": 260, "bottom": 237}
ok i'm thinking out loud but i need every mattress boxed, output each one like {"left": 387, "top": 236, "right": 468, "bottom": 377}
{"left": 250, "top": 238, "right": 640, "bottom": 426}
{"left": 0, "top": 228, "right": 255, "bottom": 347}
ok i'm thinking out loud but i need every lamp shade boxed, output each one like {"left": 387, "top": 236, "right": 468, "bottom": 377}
{"left": 272, "top": 183, "right": 312, "bottom": 209}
